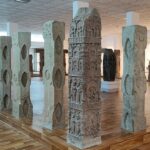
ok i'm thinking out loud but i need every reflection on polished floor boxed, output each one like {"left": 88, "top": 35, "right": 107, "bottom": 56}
{"left": 1, "top": 77, "right": 150, "bottom": 149}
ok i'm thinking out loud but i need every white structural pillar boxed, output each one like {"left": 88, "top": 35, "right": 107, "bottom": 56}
{"left": 7, "top": 23, "right": 18, "bottom": 36}
{"left": 73, "top": 0, "right": 89, "bottom": 18}
{"left": 126, "top": 11, "right": 140, "bottom": 26}
{"left": 7, "top": 22, "right": 18, "bottom": 65}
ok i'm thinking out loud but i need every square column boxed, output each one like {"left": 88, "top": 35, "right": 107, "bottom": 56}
{"left": 67, "top": 8, "right": 101, "bottom": 149}
{"left": 73, "top": 0, "right": 89, "bottom": 18}
{"left": 0, "top": 36, "right": 12, "bottom": 111}
{"left": 42, "top": 21, "right": 65, "bottom": 129}
{"left": 122, "top": 25, "right": 147, "bottom": 132}
{"left": 12, "top": 32, "right": 33, "bottom": 119}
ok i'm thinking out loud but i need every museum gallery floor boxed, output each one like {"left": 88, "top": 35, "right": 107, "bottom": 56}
{"left": 0, "top": 77, "right": 150, "bottom": 149}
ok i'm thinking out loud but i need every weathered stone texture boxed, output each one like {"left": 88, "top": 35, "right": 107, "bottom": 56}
{"left": 12, "top": 32, "right": 33, "bottom": 119}
{"left": 67, "top": 8, "right": 101, "bottom": 149}
{"left": 42, "top": 21, "right": 65, "bottom": 129}
{"left": 122, "top": 25, "right": 147, "bottom": 132}
{"left": 0, "top": 36, "right": 12, "bottom": 111}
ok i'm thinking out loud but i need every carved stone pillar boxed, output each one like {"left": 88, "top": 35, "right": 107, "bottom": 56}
{"left": 122, "top": 25, "right": 147, "bottom": 132}
{"left": 12, "top": 32, "right": 33, "bottom": 119}
{"left": 0, "top": 36, "right": 12, "bottom": 111}
{"left": 67, "top": 8, "right": 101, "bottom": 149}
{"left": 42, "top": 21, "right": 65, "bottom": 129}
{"left": 114, "top": 50, "right": 121, "bottom": 78}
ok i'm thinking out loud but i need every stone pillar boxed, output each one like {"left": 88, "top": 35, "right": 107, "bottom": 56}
{"left": 122, "top": 25, "right": 147, "bottom": 132}
{"left": 42, "top": 21, "right": 65, "bottom": 129}
{"left": 67, "top": 8, "right": 101, "bottom": 149}
{"left": 114, "top": 49, "right": 121, "bottom": 78}
{"left": 12, "top": 32, "right": 33, "bottom": 119}
{"left": 0, "top": 36, "right": 12, "bottom": 111}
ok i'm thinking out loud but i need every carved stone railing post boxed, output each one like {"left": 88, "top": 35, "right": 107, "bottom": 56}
{"left": 42, "top": 21, "right": 65, "bottom": 129}
{"left": 67, "top": 8, "right": 101, "bottom": 149}
{"left": 122, "top": 25, "right": 147, "bottom": 132}
{"left": 0, "top": 36, "right": 12, "bottom": 111}
{"left": 12, "top": 32, "right": 33, "bottom": 119}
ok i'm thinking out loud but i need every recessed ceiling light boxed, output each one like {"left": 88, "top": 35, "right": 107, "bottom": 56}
{"left": 15, "top": 0, "right": 31, "bottom": 3}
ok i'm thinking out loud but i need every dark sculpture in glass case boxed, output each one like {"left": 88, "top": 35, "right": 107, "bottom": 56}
{"left": 103, "top": 48, "right": 116, "bottom": 81}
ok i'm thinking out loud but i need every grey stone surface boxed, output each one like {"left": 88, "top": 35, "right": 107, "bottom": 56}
{"left": 122, "top": 25, "right": 147, "bottom": 132}
{"left": 0, "top": 36, "right": 12, "bottom": 111}
{"left": 42, "top": 21, "right": 65, "bottom": 129}
{"left": 67, "top": 8, "right": 101, "bottom": 149}
{"left": 12, "top": 32, "right": 33, "bottom": 119}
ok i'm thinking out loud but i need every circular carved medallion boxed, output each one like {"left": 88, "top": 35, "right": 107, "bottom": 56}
{"left": 54, "top": 69, "right": 63, "bottom": 88}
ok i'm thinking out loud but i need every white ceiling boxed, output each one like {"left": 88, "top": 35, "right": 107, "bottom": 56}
{"left": 0, "top": 0, "right": 150, "bottom": 37}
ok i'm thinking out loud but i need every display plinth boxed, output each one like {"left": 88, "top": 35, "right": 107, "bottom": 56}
{"left": 101, "top": 80, "right": 119, "bottom": 93}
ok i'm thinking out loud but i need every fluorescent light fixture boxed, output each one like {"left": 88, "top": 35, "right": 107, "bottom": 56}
{"left": 31, "top": 34, "right": 44, "bottom": 42}
{"left": 15, "top": 0, "right": 31, "bottom": 3}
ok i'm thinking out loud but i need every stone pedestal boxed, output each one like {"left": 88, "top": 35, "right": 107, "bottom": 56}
{"left": 42, "top": 21, "right": 65, "bottom": 129}
{"left": 101, "top": 80, "right": 119, "bottom": 92}
{"left": 0, "top": 36, "right": 12, "bottom": 111}
{"left": 122, "top": 25, "right": 147, "bottom": 132}
{"left": 67, "top": 8, "right": 101, "bottom": 149}
{"left": 12, "top": 32, "right": 33, "bottom": 119}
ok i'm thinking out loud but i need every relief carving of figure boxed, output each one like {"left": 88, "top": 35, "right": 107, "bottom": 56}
{"left": 76, "top": 80, "right": 83, "bottom": 104}
{"left": 72, "top": 59, "right": 78, "bottom": 72}
{"left": 69, "top": 78, "right": 72, "bottom": 98}
{"left": 76, "top": 122, "right": 81, "bottom": 136}
{"left": 88, "top": 87, "right": 97, "bottom": 102}
{"left": 71, "top": 79, "right": 77, "bottom": 102}
{"left": 78, "top": 60, "right": 82, "bottom": 72}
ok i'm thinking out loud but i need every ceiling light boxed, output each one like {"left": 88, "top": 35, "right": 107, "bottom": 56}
{"left": 15, "top": 0, "right": 31, "bottom": 3}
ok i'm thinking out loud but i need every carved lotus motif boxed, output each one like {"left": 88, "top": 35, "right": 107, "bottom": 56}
{"left": 54, "top": 103, "right": 62, "bottom": 122}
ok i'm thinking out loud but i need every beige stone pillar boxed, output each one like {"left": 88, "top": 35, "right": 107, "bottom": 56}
{"left": 42, "top": 21, "right": 65, "bottom": 129}
{"left": 12, "top": 32, "right": 33, "bottom": 119}
{"left": 122, "top": 25, "right": 147, "bottom": 132}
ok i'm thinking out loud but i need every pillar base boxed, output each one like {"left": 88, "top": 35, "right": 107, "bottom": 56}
{"left": 101, "top": 80, "right": 119, "bottom": 92}
{"left": 67, "top": 134, "right": 101, "bottom": 149}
